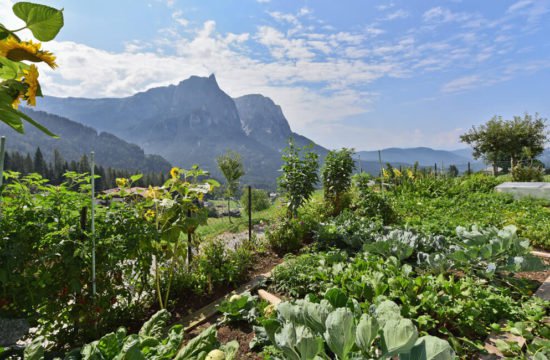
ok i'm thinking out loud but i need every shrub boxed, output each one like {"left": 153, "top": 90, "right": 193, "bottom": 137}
{"left": 511, "top": 163, "right": 544, "bottom": 182}
{"left": 278, "top": 139, "right": 319, "bottom": 218}
{"left": 352, "top": 185, "right": 398, "bottom": 225}
{"left": 321, "top": 148, "right": 355, "bottom": 215}
{"left": 240, "top": 188, "right": 271, "bottom": 212}
{"left": 266, "top": 217, "right": 306, "bottom": 254}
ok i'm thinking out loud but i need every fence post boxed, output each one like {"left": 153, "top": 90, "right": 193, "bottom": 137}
{"left": 90, "top": 151, "right": 96, "bottom": 298}
{"left": 467, "top": 162, "right": 471, "bottom": 175}
{"left": 248, "top": 185, "right": 252, "bottom": 243}
{"left": 378, "top": 150, "right": 383, "bottom": 194}
{"left": 187, "top": 209, "right": 192, "bottom": 265}
{"left": 0, "top": 136, "right": 5, "bottom": 188}
{"left": 434, "top": 163, "right": 437, "bottom": 177}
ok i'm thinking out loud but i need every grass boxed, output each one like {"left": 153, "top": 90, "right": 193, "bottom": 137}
{"left": 197, "top": 198, "right": 283, "bottom": 240}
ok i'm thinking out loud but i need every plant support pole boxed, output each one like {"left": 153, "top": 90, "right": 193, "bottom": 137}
{"left": 0, "top": 136, "right": 5, "bottom": 188}
{"left": 90, "top": 151, "right": 96, "bottom": 297}
{"left": 378, "top": 150, "right": 383, "bottom": 194}
{"left": 248, "top": 185, "right": 252, "bottom": 242}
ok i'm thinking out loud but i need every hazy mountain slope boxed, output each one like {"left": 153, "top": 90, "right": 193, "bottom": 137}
{"left": 0, "top": 109, "right": 171, "bottom": 172}
{"left": 355, "top": 147, "right": 473, "bottom": 166}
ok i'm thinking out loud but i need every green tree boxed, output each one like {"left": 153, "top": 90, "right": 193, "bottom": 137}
{"left": 322, "top": 148, "right": 356, "bottom": 215}
{"left": 460, "top": 114, "right": 548, "bottom": 175}
{"left": 278, "top": 139, "right": 319, "bottom": 218}
{"left": 33, "top": 147, "right": 46, "bottom": 175}
{"left": 448, "top": 165, "right": 459, "bottom": 178}
{"left": 216, "top": 150, "right": 245, "bottom": 222}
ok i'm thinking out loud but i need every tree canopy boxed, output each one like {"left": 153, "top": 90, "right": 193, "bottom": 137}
{"left": 460, "top": 114, "right": 548, "bottom": 170}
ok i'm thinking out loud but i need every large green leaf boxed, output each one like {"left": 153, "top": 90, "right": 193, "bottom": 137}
{"left": 138, "top": 309, "right": 170, "bottom": 339}
{"left": 0, "top": 57, "right": 29, "bottom": 79}
{"left": 356, "top": 314, "right": 379, "bottom": 353}
{"left": 324, "top": 308, "right": 356, "bottom": 360}
{"left": 12, "top": 2, "right": 64, "bottom": 41}
{"left": 324, "top": 288, "right": 348, "bottom": 308}
{"left": 381, "top": 318, "right": 418, "bottom": 356}
{"left": 296, "top": 325, "right": 324, "bottom": 359}
{"left": 275, "top": 322, "right": 300, "bottom": 360}
{"left": 174, "top": 325, "right": 218, "bottom": 360}
{"left": 23, "top": 336, "right": 44, "bottom": 360}
{"left": 375, "top": 300, "right": 403, "bottom": 327}
{"left": 398, "top": 336, "right": 455, "bottom": 360}
{"left": 302, "top": 299, "right": 333, "bottom": 334}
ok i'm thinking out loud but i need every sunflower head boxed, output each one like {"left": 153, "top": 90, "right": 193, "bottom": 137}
{"left": 116, "top": 178, "right": 128, "bottom": 188}
{"left": 170, "top": 167, "right": 180, "bottom": 179}
{"left": 144, "top": 209, "right": 156, "bottom": 222}
{"left": 144, "top": 185, "right": 162, "bottom": 199}
{"left": 23, "top": 64, "right": 39, "bottom": 106}
{"left": 0, "top": 37, "right": 58, "bottom": 69}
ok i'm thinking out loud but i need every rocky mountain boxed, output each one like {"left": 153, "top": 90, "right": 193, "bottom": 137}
{"left": 36, "top": 75, "right": 334, "bottom": 187}
{"left": 0, "top": 109, "right": 171, "bottom": 173}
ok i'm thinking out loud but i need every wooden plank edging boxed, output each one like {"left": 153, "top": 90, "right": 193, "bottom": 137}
{"left": 180, "top": 270, "right": 272, "bottom": 332}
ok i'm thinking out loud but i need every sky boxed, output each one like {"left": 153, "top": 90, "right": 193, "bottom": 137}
{"left": 1, "top": 0, "right": 550, "bottom": 150}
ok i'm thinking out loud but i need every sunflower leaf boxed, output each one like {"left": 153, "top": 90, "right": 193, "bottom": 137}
{"left": 12, "top": 2, "right": 64, "bottom": 41}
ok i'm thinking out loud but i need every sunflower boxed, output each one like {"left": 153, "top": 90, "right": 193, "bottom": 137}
{"left": 11, "top": 93, "right": 22, "bottom": 109}
{"left": 116, "top": 178, "right": 128, "bottom": 188}
{"left": 23, "top": 64, "right": 39, "bottom": 106}
{"left": 144, "top": 209, "right": 156, "bottom": 222}
{"left": 393, "top": 168, "right": 402, "bottom": 177}
{"left": 170, "top": 167, "right": 180, "bottom": 179}
{"left": 0, "top": 36, "right": 58, "bottom": 68}
{"left": 144, "top": 185, "right": 162, "bottom": 199}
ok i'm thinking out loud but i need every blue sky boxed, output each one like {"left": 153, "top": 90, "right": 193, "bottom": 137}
{"left": 2, "top": 0, "right": 550, "bottom": 150}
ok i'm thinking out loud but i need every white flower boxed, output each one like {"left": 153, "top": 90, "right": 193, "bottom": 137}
{"left": 513, "top": 256, "right": 524, "bottom": 265}
{"left": 159, "top": 198, "right": 175, "bottom": 208}
{"left": 486, "top": 263, "right": 497, "bottom": 272}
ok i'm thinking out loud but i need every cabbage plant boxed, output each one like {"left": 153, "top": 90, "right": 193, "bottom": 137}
{"left": 258, "top": 288, "right": 455, "bottom": 359}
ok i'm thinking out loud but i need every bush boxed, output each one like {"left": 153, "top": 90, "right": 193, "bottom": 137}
{"left": 352, "top": 185, "right": 398, "bottom": 225}
{"left": 321, "top": 148, "right": 355, "bottom": 215}
{"left": 266, "top": 217, "right": 306, "bottom": 254}
{"left": 240, "top": 188, "right": 271, "bottom": 212}
{"left": 511, "top": 164, "right": 544, "bottom": 182}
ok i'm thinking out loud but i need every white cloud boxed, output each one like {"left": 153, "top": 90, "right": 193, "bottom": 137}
{"left": 441, "top": 75, "right": 480, "bottom": 93}
{"left": 172, "top": 10, "right": 189, "bottom": 27}
{"left": 256, "top": 0, "right": 271, "bottom": 3}
{"left": 382, "top": 9, "right": 409, "bottom": 21}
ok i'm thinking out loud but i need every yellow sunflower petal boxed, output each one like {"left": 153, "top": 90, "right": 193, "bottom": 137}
{"left": 23, "top": 64, "right": 39, "bottom": 106}
{"left": 0, "top": 37, "right": 57, "bottom": 69}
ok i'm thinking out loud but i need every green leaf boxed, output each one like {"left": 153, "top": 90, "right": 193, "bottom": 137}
{"left": 97, "top": 332, "right": 122, "bottom": 359}
{"left": 0, "top": 107, "right": 24, "bottom": 134}
{"left": 130, "top": 174, "right": 143, "bottom": 182}
{"left": 139, "top": 310, "right": 170, "bottom": 339}
{"left": 14, "top": 106, "right": 59, "bottom": 137}
{"left": 295, "top": 325, "right": 324, "bottom": 359}
{"left": 375, "top": 300, "right": 403, "bottom": 327}
{"left": 220, "top": 340, "right": 239, "bottom": 360}
{"left": 399, "top": 336, "right": 455, "bottom": 360}
{"left": 302, "top": 299, "right": 333, "bottom": 334}
{"left": 381, "top": 318, "right": 418, "bottom": 356}
{"left": 356, "top": 314, "right": 379, "bottom": 353}
{"left": 324, "top": 308, "right": 356, "bottom": 360}
{"left": 274, "top": 322, "right": 300, "bottom": 360}
{"left": 23, "top": 336, "right": 44, "bottom": 360}
{"left": 324, "top": 287, "right": 348, "bottom": 308}
{"left": 0, "top": 57, "right": 29, "bottom": 79}
{"left": 175, "top": 325, "right": 218, "bottom": 360}
{"left": 13, "top": 2, "right": 64, "bottom": 41}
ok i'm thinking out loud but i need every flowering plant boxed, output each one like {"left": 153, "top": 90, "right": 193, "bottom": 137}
{"left": 0, "top": 2, "right": 63, "bottom": 136}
